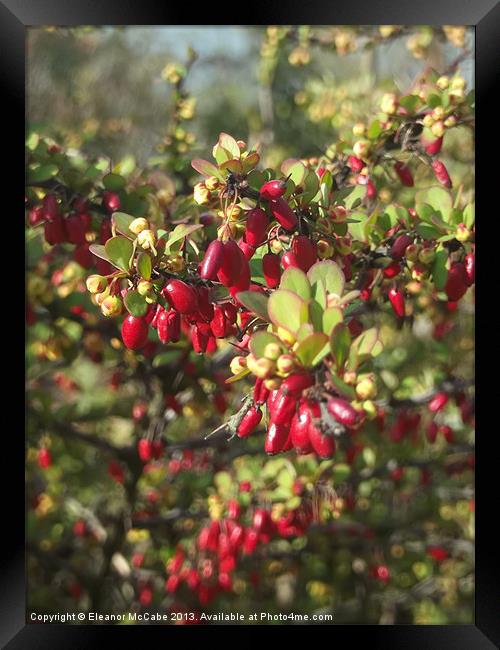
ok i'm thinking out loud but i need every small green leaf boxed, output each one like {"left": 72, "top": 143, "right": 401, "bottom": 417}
{"left": 322, "top": 307, "right": 343, "bottom": 336}
{"left": 296, "top": 323, "right": 315, "bottom": 341}
{"left": 330, "top": 323, "right": 350, "bottom": 371}
{"left": 113, "top": 155, "right": 136, "bottom": 176}
{"left": 279, "top": 267, "right": 311, "bottom": 299}
{"left": 112, "top": 212, "right": 135, "bottom": 236}
{"left": 329, "top": 373, "right": 356, "bottom": 400}
{"left": 124, "top": 290, "right": 148, "bottom": 317}
{"left": 301, "top": 169, "right": 320, "bottom": 203}
{"left": 218, "top": 133, "right": 241, "bottom": 159}
{"left": 242, "top": 151, "right": 260, "bottom": 173}
{"left": 281, "top": 159, "right": 307, "bottom": 186}
{"left": 268, "top": 290, "right": 306, "bottom": 334}
{"left": 137, "top": 252, "right": 152, "bottom": 280}
{"left": 416, "top": 223, "right": 441, "bottom": 240}
{"left": 307, "top": 260, "right": 345, "bottom": 297}
{"left": 352, "top": 327, "right": 379, "bottom": 357}
{"left": 219, "top": 159, "right": 243, "bottom": 174}
{"left": 225, "top": 368, "right": 251, "bottom": 383}
{"left": 236, "top": 291, "right": 269, "bottom": 322}
{"left": 89, "top": 244, "right": 111, "bottom": 264}
{"left": 165, "top": 224, "right": 203, "bottom": 252}
{"left": 463, "top": 203, "right": 475, "bottom": 229}
{"left": 367, "top": 119, "right": 383, "bottom": 139}
{"left": 103, "top": 173, "right": 126, "bottom": 191}
{"left": 105, "top": 236, "right": 134, "bottom": 272}
{"left": 191, "top": 158, "right": 225, "bottom": 181}
{"left": 294, "top": 333, "right": 328, "bottom": 368}
{"left": 344, "top": 185, "right": 365, "bottom": 210}
{"left": 249, "top": 331, "right": 284, "bottom": 358}
{"left": 28, "top": 164, "right": 59, "bottom": 183}
{"left": 432, "top": 248, "right": 449, "bottom": 291}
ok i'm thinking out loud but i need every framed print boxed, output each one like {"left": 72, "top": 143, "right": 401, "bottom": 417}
{"left": 2, "top": 0, "right": 499, "bottom": 646}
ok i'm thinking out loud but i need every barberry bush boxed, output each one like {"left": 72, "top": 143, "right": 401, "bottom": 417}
{"left": 26, "top": 25, "right": 474, "bottom": 624}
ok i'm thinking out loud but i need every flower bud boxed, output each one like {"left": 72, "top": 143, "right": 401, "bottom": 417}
{"left": 264, "top": 342, "right": 282, "bottom": 361}
{"left": 276, "top": 354, "right": 295, "bottom": 374}
{"left": 129, "top": 217, "right": 149, "bottom": 235}
{"left": 230, "top": 356, "right": 247, "bottom": 375}
{"left": 380, "top": 93, "right": 398, "bottom": 115}
{"left": 205, "top": 176, "right": 220, "bottom": 191}
{"left": 101, "top": 295, "right": 123, "bottom": 317}
{"left": 252, "top": 358, "right": 275, "bottom": 379}
{"left": 86, "top": 274, "right": 107, "bottom": 294}
{"left": 137, "top": 280, "right": 153, "bottom": 297}
{"left": 418, "top": 247, "right": 436, "bottom": 265}
{"left": 137, "top": 229, "right": 156, "bottom": 250}
{"left": 355, "top": 374, "right": 377, "bottom": 400}
{"left": 456, "top": 223, "right": 471, "bottom": 242}
{"left": 194, "top": 182, "right": 211, "bottom": 205}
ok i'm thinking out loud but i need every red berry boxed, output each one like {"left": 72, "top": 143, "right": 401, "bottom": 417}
{"left": 383, "top": 261, "right": 401, "bottom": 278}
{"left": 260, "top": 179, "right": 287, "bottom": 201}
{"left": 262, "top": 252, "right": 282, "bottom": 288}
{"left": 138, "top": 439, "right": 153, "bottom": 462}
{"left": 291, "top": 235, "right": 317, "bottom": 272}
{"left": 426, "top": 421, "right": 438, "bottom": 443}
{"left": 121, "top": 315, "right": 149, "bottom": 350}
{"left": 394, "top": 161, "right": 414, "bottom": 187}
{"left": 244, "top": 208, "right": 269, "bottom": 247}
{"left": 73, "top": 244, "right": 93, "bottom": 268}
{"left": 269, "top": 389, "right": 297, "bottom": 426}
{"left": 210, "top": 305, "right": 228, "bottom": 338}
{"left": 388, "top": 287, "right": 405, "bottom": 318}
{"left": 348, "top": 156, "right": 364, "bottom": 173}
{"left": 281, "top": 251, "right": 299, "bottom": 269}
{"left": 265, "top": 421, "right": 291, "bottom": 455}
{"left": 192, "top": 323, "right": 209, "bottom": 353}
{"left": 425, "top": 136, "right": 444, "bottom": 155}
{"left": 65, "top": 214, "right": 87, "bottom": 244}
{"left": 37, "top": 448, "right": 52, "bottom": 469}
{"left": 217, "top": 240, "right": 243, "bottom": 287}
{"left": 464, "top": 252, "right": 475, "bottom": 286}
{"left": 99, "top": 219, "right": 113, "bottom": 244}
{"left": 102, "top": 191, "right": 121, "bottom": 213}
{"left": 445, "top": 263, "right": 468, "bottom": 301}
{"left": 164, "top": 280, "right": 199, "bottom": 314}
{"left": 44, "top": 215, "right": 66, "bottom": 245}
{"left": 326, "top": 397, "right": 361, "bottom": 428}
{"left": 237, "top": 406, "right": 262, "bottom": 438}
{"left": 290, "top": 400, "right": 313, "bottom": 455}
{"left": 108, "top": 460, "right": 124, "bottom": 483}
{"left": 200, "top": 239, "right": 225, "bottom": 280}
{"left": 390, "top": 234, "right": 413, "bottom": 260}
{"left": 269, "top": 198, "right": 298, "bottom": 231}
{"left": 428, "top": 392, "right": 449, "bottom": 413}
{"left": 281, "top": 372, "right": 314, "bottom": 396}
{"left": 432, "top": 160, "right": 452, "bottom": 188}
{"left": 239, "top": 238, "right": 256, "bottom": 260}
{"left": 306, "top": 400, "right": 335, "bottom": 458}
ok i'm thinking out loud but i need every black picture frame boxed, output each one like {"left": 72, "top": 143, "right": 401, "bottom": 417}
{"left": 6, "top": 0, "right": 499, "bottom": 646}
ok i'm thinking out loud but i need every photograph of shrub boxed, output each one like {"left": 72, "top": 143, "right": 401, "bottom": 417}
{"left": 26, "top": 25, "right": 474, "bottom": 626}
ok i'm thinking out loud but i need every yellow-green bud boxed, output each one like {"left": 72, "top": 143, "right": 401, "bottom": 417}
{"left": 86, "top": 274, "right": 107, "bottom": 294}
{"left": 101, "top": 295, "right": 123, "bottom": 317}
{"left": 264, "top": 342, "right": 281, "bottom": 361}
{"left": 276, "top": 354, "right": 295, "bottom": 374}
{"left": 129, "top": 217, "right": 149, "bottom": 235}
{"left": 137, "top": 230, "right": 156, "bottom": 250}
{"left": 230, "top": 356, "right": 247, "bottom": 375}
{"left": 137, "top": 280, "right": 153, "bottom": 297}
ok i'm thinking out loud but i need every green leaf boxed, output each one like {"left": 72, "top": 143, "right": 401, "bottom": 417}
{"left": 218, "top": 133, "right": 241, "bottom": 159}
{"left": 281, "top": 159, "right": 306, "bottom": 186}
{"left": 307, "top": 260, "right": 345, "bottom": 296}
{"left": 301, "top": 169, "right": 320, "bottom": 203}
{"left": 137, "top": 252, "right": 152, "bottom": 280}
{"left": 105, "top": 236, "right": 134, "bottom": 272}
{"left": 427, "top": 94, "right": 442, "bottom": 108}
{"left": 213, "top": 142, "right": 233, "bottom": 165}
{"left": 165, "top": 224, "right": 203, "bottom": 252}
{"left": 294, "top": 333, "right": 329, "bottom": 368}
{"left": 279, "top": 267, "right": 311, "bottom": 300}
{"left": 249, "top": 331, "right": 284, "bottom": 358}
{"left": 113, "top": 155, "right": 136, "bottom": 176}
{"left": 219, "top": 159, "right": 243, "bottom": 174}
{"left": 124, "top": 290, "right": 148, "bottom": 317}
{"left": 225, "top": 368, "right": 251, "bottom": 384}
{"left": 111, "top": 211, "right": 135, "bottom": 236}
{"left": 367, "top": 119, "right": 383, "bottom": 139}
{"left": 399, "top": 94, "right": 421, "bottom": 112}
{"left": 235, "top": 291, "right": 269, "bottom": 322}
{"left": 463, "top": 203, "right": 475, "bottom": 229}
{"left": 103, "top": 173, "right": 126, "bottom": 191}
{"left": 322, "top": 307, "right": 343, "bottom": 336}
{"left": 329, "top": 373, "right": 356, "bottom": 400}
{"left": 242, "top": 151, "right": 260, "bottom": 173}
{"left": 152, "top": 350, "right": 183, "bottom": 368}
{"left": 88, "top": 244, "right": 112, "bottom": 264}
{"left": 268, "top": 290, "right": 307, "bottom": 334}
{"left": 416, "top": 223, "right": 441, "bottom": 240}
{"left": 28, "top": 164, "right": 59, "bottom": 183}
{"left": 343, "top": 185, "right": 366, "bottom": 211}
{"left": 296, "top": 323, "right": 315, "bottom": 341}
{"left": 416, "top": 186, "right": 453, "bottom": 219}
{"left": 432, "top": 248, "right": 449, "bottom": 291}
{"left": 330, "top": 323, "right": 350, "bottom": 371}
{"left": 191, "top": 158, "right": 224, "bottom": 181}
{"left": 352, "top": 327, "right": 379, "bottom": 357}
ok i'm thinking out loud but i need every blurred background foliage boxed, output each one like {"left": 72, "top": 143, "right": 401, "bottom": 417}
{"left": 27, "top": 26, "right": 474, "bottom": 625}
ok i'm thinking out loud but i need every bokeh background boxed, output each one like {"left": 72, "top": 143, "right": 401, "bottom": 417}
{"left": 27, "top": 26, "right": 474, "bottom": 625}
